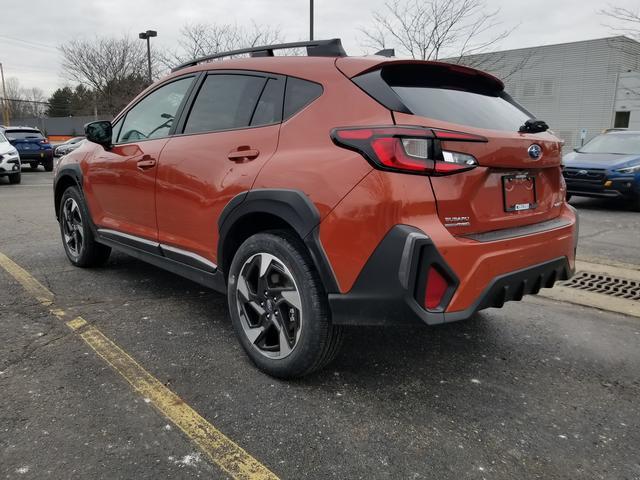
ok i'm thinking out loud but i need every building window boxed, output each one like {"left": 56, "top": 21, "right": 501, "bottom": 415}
{"left": 614, "top": 111, "right": 630, "bottom": 128}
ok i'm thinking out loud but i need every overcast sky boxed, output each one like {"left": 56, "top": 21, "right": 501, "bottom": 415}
{"left": 0, "top": 0, "right": 638, "bottom": 96}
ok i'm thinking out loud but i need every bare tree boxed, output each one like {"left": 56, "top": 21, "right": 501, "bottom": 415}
{"left": 600, "top": 5, "right": 640, "bottom": 38}
{"left": 360, "top": 0, "right": 513, "bottom": 60}
{"left": 159, "top": 22, "right": 283, "bottom": 70}
{"left": 59, "top": 36, "right": 152, "bottom": 115}
{"left": 3, "top": 78, "right": 47, "bottom": 120}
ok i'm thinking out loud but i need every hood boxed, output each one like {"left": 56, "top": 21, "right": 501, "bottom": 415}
{"left": 0, "top": 141, "right": 18, "bottom": 156}
{"left": 563, "top": 151, "right": 640, "bottom": 170}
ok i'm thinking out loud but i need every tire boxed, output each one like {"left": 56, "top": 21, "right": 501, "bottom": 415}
{"left": 8, "top": 172, "right": 21, "bottom": 184}
{"left": 44, "top": 158, "right": 54, "bottom": 172}
{"left": 30, "top": 163, "right": 39, "bottom": 171}
{"left": 227, "top": 230, "right": 343, "bottom": 378}
{"left": 59, "top": 186, "right": 111, "bottom": 267}
{"left": 633, "top": 195, "right": 640, "bottom": 212}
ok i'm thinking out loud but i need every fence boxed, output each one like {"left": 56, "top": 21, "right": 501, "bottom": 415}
{"left": 7, "top": 115, "right": 112, "bottom": 137}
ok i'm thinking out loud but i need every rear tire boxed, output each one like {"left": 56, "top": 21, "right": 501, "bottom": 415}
{"left": 59, "top": 186, "right": 111, "bottom": 267}
{"left": 8, "top": 172, "right": 21, "bottom": 184}
{"left": 227, "top": 230, "right": 343, "bottom": 379}
{"left": 44, "top": 159, "right": 54, "bottom": 172}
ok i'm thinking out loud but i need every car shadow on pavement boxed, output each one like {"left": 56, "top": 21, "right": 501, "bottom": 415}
{"left": 569, "top": 197, "right": 634, "bottom": 211}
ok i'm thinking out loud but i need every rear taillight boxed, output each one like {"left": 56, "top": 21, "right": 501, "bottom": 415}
{"left": 331, "top": 126, "right": 485, "bottom": 176}
{"left": 39, "top": 139, "right": 49, "bottom": 144}
{"left": 424, "top": 267, "right": 449, "bottom": 310}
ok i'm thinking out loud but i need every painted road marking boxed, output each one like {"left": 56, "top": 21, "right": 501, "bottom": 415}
{"left": 0, "top": 251, "right": 279, "bottom": 480}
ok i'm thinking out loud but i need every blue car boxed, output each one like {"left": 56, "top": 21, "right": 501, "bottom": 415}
{"left": 563, "top": 130, "right": 640, "bottom": 210}
{"left": 0, "top": 126, "right": 54, "bottom": 171}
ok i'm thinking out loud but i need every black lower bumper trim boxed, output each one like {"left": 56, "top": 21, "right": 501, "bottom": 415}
{"left": 328, "top": 225, "right": 574, "bottom": 326}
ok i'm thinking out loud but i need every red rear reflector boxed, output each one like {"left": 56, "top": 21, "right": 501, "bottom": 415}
{"left": 425, "top": 267, "right": 448, "bottom": 310}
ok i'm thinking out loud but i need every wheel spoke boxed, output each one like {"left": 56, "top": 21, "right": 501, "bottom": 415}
{"left": 245, "top": 325, "right": 267, "bottom": 345}
{"left": 276, "top": 323, "right": 293, "bottom": 357}
{"left": 281, "top": 290, "right": 302, "bottom": 311}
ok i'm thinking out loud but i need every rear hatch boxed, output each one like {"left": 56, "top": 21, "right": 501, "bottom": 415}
{"left": 345, "top": 60, "right": 565, "bottom": 236}
{"left": 5, "top": 129, "right": 49, "bottom": 154}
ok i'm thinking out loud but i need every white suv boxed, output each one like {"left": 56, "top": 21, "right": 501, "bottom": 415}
{"left": 0, "top": 131, "right": 21, "bottom": 184}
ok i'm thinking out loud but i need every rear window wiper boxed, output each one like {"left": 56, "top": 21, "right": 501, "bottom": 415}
{"left": 519, "top": 119, "right": 549, "bottom": 134}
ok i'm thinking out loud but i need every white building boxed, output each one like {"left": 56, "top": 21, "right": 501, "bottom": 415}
{"left": 460, "top": 36, "right": 640, "bottom": 150}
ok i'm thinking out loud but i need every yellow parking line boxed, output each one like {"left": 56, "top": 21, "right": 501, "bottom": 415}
{"left": 0, "top": 252, "right": 54, "bottom": 305}
{"left": 0, "top": 251, "right": 278, "bottom": 480}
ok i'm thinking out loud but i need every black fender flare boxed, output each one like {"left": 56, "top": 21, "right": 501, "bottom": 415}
{"left": 218, "top": 189, "right": 339, "bottom": 293}
{"left": 53, "top": 164, "right": 83, "bottom": 219}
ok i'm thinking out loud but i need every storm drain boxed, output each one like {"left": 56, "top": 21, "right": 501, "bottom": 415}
{"left": 562, "top": 272, "right": 640, "bottom": 301}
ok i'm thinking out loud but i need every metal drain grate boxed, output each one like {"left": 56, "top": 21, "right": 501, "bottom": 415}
{"left": 562, "top": 272, "right": 640, "bottom": 301}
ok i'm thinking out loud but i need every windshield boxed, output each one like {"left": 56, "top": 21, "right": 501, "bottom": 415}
{"left": 5, "top": 130, "right": 44, "bottom": 140}
{"left": 578, "top": 133, "right": 640, "bottom": 155}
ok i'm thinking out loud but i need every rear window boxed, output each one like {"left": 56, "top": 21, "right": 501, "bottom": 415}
{"left": 356, "top": 63, "right": 532, "bottom": 132}
{"left": 391, "top": 87, "right": 531, "bottom": 131}
{"left": 5, "top": 130, "right": 44, "bottom": 140}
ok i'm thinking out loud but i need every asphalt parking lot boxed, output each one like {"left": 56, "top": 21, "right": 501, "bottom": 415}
{"left": 1, "top": 171, "right": 639, "bottom": 479}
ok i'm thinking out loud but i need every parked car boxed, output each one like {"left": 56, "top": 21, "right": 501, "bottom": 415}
{"left": 563, "top": 130, "right": 640, "bottom": 210}
{"left": 0, "top": 126, "right": 53, "bottom": 171}
{"left": 0, "top": 131, "right": 21, "bottom": 184}
{"left": 54, "top": 39, "right": 578, "bottom": 378}
{"left": 54, "top": 136, "right": 86, "bottom": 157}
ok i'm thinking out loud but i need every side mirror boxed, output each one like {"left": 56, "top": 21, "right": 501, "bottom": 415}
{"left": 85, "top": 121, "right": 112, "bottom": 149}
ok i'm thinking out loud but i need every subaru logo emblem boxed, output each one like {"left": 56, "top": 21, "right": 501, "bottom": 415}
{"left": 579, "top": 169, "right": 588, "bottom": 175}
{"left": 527, "top": 144, "right": 542, "bottom": 160}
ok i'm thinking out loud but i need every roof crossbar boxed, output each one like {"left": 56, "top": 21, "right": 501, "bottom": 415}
{"left": 172, "top": 38, "right": 347, "bottom": 72}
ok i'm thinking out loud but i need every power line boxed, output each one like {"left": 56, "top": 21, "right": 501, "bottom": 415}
{"left": 0, "top": 35, "right": 58, "bottom": 52}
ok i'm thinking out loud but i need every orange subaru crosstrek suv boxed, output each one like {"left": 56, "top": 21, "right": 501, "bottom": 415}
{"left": 54, "top": 39, "right": 578, "bottom": 378}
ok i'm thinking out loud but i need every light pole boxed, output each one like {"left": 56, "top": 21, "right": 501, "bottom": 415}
{"left": 309, "top": 0, "right": 314, "bottom": 41}
{"left": 138, "top": 30, "right": 157, "bottom": 84}
{"left": 0, "top": 62, "right": 9, "bottom": 126}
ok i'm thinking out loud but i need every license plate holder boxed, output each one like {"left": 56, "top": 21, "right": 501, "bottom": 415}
{"left": 502, "top": 173, "right": 537, "bottom": 212}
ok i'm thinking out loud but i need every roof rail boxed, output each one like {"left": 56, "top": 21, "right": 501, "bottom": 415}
{"left": 172, "top": 38, "right": 347, "bottom": 72}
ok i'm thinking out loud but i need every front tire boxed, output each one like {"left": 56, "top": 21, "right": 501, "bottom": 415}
{"left": 227, "top": 231, "right": 343, "bottom": 378}
{"left": 8, "top": 172, "right": 21, "bottom": 184}
{"left": 59, "top": 186, "right": 111, "bottom": 267}
{"left": 44, "top": 158, "right": 54, "bottom": 172}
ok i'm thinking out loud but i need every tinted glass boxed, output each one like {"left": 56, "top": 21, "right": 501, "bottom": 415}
{"left": 284, "top": 78, "right": 322, "bottom": 119}
{"left": 5, "top": 130, "right": 44, "bottom": 140}
{"left": 250, "top": 79, "right": 284, "bottom": 127}
{"left": 578, "top": 133, "right": 640, "bottom": 155}
{"left": 391, "top": 86, "right": 530, "bottom": 131}
{"left": 118, "top": 77, "right": 192, "bottom": 143}
{"left": 185, "top": 74, "right": 265, "bottom": 134}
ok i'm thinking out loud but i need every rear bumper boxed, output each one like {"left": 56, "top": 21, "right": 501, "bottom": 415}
{"left": 329, "top": 210, "right": 577, "bottom": 326}
{"left": 18, "top": 151, "right": 53, "bottom": 161}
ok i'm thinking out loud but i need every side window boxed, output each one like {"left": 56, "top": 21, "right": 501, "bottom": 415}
{"left": 118, "top": 77, "right": 193, "bottom": 143}
{"left": 184, "top": 74, "right": 266, "bottom": 134}
{"left": 250, "top": 78, "right": 285, "bottom": 127}
{"left": 283, "top": 77, "right": 323, "bottom": 119}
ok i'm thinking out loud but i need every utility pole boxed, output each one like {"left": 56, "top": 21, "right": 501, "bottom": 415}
{"left": 138, "top": 30, "right": 157, "bottom": 84}
{"left": 310, "top": 0, "right": 314, "bottom": 41}
{"left": 0, "top": 62, "right": 9, "bottom": 126}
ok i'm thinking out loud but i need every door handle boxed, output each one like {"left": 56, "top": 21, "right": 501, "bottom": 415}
{"left": 137, "top": 156, "right": 157, "bottom": 170}
{"left": 227, "top": 147, "right": 260, "bottom": 162}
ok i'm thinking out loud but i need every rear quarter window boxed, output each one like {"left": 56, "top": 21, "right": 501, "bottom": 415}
{"left": 284, "top": 78, "right": 323, "bottom": 119}
{"left": 5, "top": 130, "right": 44, "bottom": 140}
